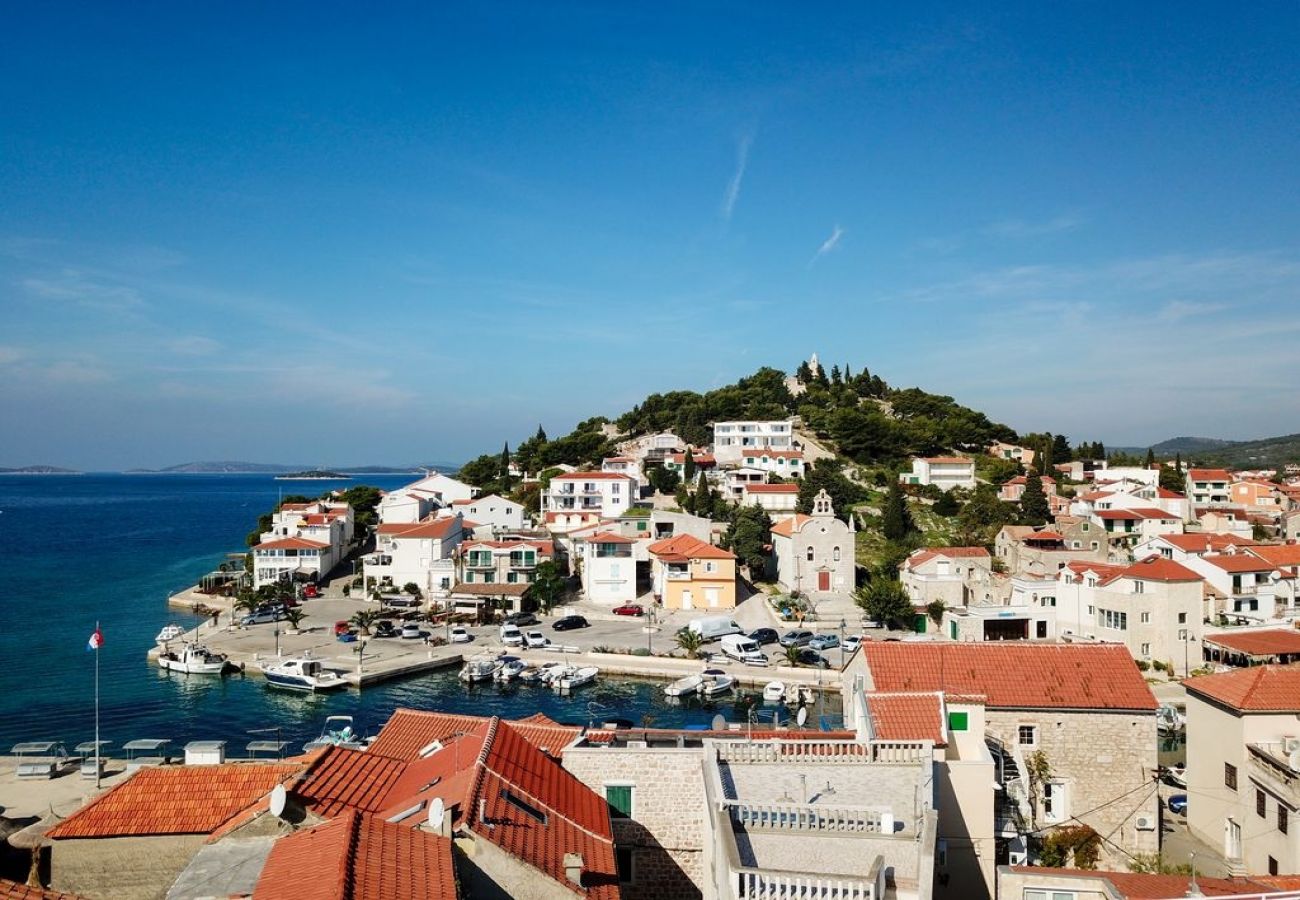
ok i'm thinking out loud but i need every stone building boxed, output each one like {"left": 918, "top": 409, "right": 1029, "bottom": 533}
{"left": 769, "top": 489, "right": 856, "bottom": 597}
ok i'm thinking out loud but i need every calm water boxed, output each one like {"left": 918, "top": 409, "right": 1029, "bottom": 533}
{"left": 0, "top": 474, "right": 786, "bottom": 754}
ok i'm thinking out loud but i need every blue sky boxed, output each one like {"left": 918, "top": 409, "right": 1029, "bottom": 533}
{"left": 2, "top": 3, "right": 1299, "bottom": 469}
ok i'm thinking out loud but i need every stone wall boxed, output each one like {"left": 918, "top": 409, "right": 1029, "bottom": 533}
{"left": 986, "top": 709, "right": 1159, "bottom": 866}
{"left": 563, "top": 746, "right": 707, "bottom": 899}
{"left": 51, "top": 834, "right": 205, "bottom": 900}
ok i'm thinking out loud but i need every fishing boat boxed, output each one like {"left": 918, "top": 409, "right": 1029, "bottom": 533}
{"left": 155, "top": 624, "right": 186, "bottom": 644}
{"left": 158, "top": 643, "right": 229, "bottom": 675}
{"left": 698, "top": 668, "right": 735, "bottom": 698}
{"left": 554, "top": 665, "right": 599, "bottom": 692}
{"left": 664, "top": 672, "right": 705, "bottom": 698}
{"left": 459, "top": 655, "right": 501, "bottom": 683}
{"left": 261, "top": 656, "right": 347, "bottom": 692}
{"left": 1157, "top": 704, "right": 1186, "bottom": 734}
{"left": 495, "top": 657, "right": 528, "bottom": 683}
{"left": 303, "top": 716, "right": 367, "bottom": 752}
{"left": 520, "top": 661, "right": 560, "bottom": 684}
{"left": 762, "top": 680, "right": 787, "bottom": 703}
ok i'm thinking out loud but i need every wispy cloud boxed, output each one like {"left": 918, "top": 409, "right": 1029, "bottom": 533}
{"left": 809, "top": 225, "right": 844, "bottom": 266}
{"left": 720, "top": 133, "right": 753, "bottom": 221}
{"left": 166, "top": 336, "right": 222, "bottom": 356}
{"left": 21, "top": 270, "right": 145, "bottom": 312}
{"left": 984, "top": 214, "right": 1084, "bottom": 239}
{"left": 1158, "top": 300, "right": 1229, "bottom": 322}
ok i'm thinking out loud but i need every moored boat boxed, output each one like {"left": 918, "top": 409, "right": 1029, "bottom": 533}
{"left": 554, "top": 665, "right": 599, "bottom": 692}
{"left": 303, "top": 715, "right": 367, "bottom": 752}
{"left": 156, "top": 624, "right": 186, "bottom": 644}
{"left": 495, "top": 657, "right": 528, "bottom": 683}
{"left": 762, "top": 680, "right": 786, "bottom": 703}
{"left": 262, "top": 656, "right": 347, "bottom": 692}
{"left": 1157, "top": 704, "right": 1186, "bottom": 733}
{"left": 665, "top": 672, "right": 704, "bottom": 698}
{"left": 699, "top": 668, "right": 735, "bottom": 698}
{"left": 158, "top": 643, "right": 229, "bottom": 675}
{"left": 459, "top": 655, "right": 501, "bottom": 683}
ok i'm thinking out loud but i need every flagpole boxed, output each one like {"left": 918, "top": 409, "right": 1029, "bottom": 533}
{"left": 94, "top": 619, "right": 101, "bottom": 789}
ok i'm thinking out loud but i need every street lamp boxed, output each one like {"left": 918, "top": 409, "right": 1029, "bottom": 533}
{"left": 838, "top": 618, "right": 847, "bottom": 671}
{"left": 273, "top": 626, "right": 281, "bottom": 658}
{"left": 646, "top": 605, "right": 657, "bottom": 655}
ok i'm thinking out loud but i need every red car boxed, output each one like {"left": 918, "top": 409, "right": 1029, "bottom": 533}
{"left": 302, "top": 584, "right": 319, "bottom": 599}
{"left": 612, "top": 604, "right": 645, "bottom": 617}
{"left": 333, "top": 620, "right": 352, "bottom": 636}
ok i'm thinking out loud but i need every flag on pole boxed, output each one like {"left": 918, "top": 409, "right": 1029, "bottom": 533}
{"left": 87, "top": 628, "right": 103, "bottom": 651}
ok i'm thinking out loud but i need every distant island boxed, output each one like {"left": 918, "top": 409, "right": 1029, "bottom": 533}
{"left": 0, "top": 465, "right": 81, "bottom": 475}
{"left": 122, "top": 460, "right": 463, "bottom": 475}
{"left": 275, "top": 470, "right": 352, "bottom": 480}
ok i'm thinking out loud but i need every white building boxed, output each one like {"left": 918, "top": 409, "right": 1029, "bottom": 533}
{"left": 543, "top": 471, "right": 636, "bottom": 517}
{"left": 579, "top": 531, "right": 638, "bottom": 605}
{"left": 900, "top": 457, "right": 976, "bottom": 491}
{"left": 251, "top": 500, "right": 353, "bottom": 587}
{"left": 600, "top": 456, "right": 642, "bottom": 487}
{"left": 1187, "top": 467, "right": 1233, "bottom": 506}
{"left": 712, "top": 420, "right": 794, "bottom": 465}
{"left": 378, "top": 472, "right": 479, "bottom": 524}
{"left": 723, "top": 466, "right": 769, "bottom": 499}
{"left": 900, "top": 547, "right": 994, "bottom": 608}
{"left": 363, "top": 514, "right": 466, "bottom": 599}
{"left": 737, "top": 448, "right": 805, "bottom": 478}
{"left": 436, "top": 494, "right": 527, "bottom": 534}
{"left": 738, "top": 482, "right": 800, "bottom": 515}
{"left": 1181, "top": 551, "right": 1282, "bottom": 620}
{"left": 251, "top": 537, "right": 339, "bottom": 588}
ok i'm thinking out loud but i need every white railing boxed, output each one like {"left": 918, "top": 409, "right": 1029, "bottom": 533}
{"left": 721, "top": 800, "right": 891, "bottom": 833}
{"left": 715, "top": 739, "right": 929, "bottom": 765}
{"left": 732, "top": 858, "right": 883, "bottom": 900}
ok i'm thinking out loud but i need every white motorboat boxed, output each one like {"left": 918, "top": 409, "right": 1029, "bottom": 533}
{"left": 665, "top": 673, "right": 704, "bottom": 698}
{"left": 495, "top": 657, "right": 528, "bottom": 683}
{"left": 1157, "top": 704, "right": 1186, "bottom": 733}
{"left": 156, "top": 624, "right": 186, "bottom": 644}
{"left": 762, "top": 680, "right": 787, "bottom": 703}
{"left": 303, "top": 716, "right": 367, "bottom": 752}
{"left": 1165, "top": 763, "right": 1187, "bottom": 788}
{"left": 262, "top": 656, "right": 347, "bottom": 692}
{"left": 786, "top": 685, "right": 816, "bottom": 707}
{"left": 158, "top": 643, "right": 229, "bottom": 675}
{"left": 555, "top": 665, "right": 599, "bottom": 692}
{"left": 460, "top": 656, "right": 501, "bottom": 683}
{"left": 529, "top": 661, "right": 565, "bottom": 685}
{"left": 699, "top": 668, "right": 735, "bottom": 698}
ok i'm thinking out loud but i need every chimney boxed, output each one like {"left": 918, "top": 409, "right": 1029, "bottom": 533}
{"left": 563, "top": 852, "right": 584, "bottom": 887}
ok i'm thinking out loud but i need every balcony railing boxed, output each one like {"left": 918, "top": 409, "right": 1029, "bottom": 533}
{"left": 721, "top": 800, "right": 892, "bottom": 834}
{"left": 715, "top": 739, "right": 930, "bottom": 765}
{"left": 731, "top": 858, "right": 884, "bottom": 900}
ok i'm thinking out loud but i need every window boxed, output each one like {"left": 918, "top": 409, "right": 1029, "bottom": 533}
{"left": 507, "top": 572, "right": 519, "bottom": 583}
{"left": 1081, "top": 523, "right": 1090, "bottom": 532}
{"left": 1090, "top": 541, "right": 1100, "bottom": 550}
{"left": 833, "top": 546, "right": 841, "bottom": 562}
{"left": 1280, "top": 806, "right": 1290, "bottom": 834}
{"left": 616, "top": 847, "right": 635, "bottom": 885}
{"left": 1098, "top": 610, "right": 1128, "bottom": 631}
{"left": 704, "top": 562, "right": 716, "bottom": 573}
{"left": 1018, "top": 725, "right": 1037, "bottom": 746}
{"left": 1140, "top": 612, "right": 1150, "bottom": 623}
{"left": 1178, "top": 628, "right": 1188, "bottom": 641}
{"left": 605, "top": 784, "right": 634, "bottom": 819}
{"left": 1133, "top": 581, "right": 1145, "bottom": 594}
{"left": 1258, "top": 789, "right": 1267, "bottom": 818}
{"left": 1270, "top": 856, "right": 1279, "bottom": 876}
{"left": 503, "top": 790, "right": 548, "bottom": 824}
{"left": 609, "top": 563, "right": 620, "bottom": 578}
{"left": 1225, "top": 763, "right": 1238, "bottom": 791}
{"left": 806, "top": 547, "right": 814, "bottom": 562}
{"left": 1042, "top": 781, "right": 1069, "bottom": 824}
{"left": 948, "top": 711, "right": 969, "bottom": 732}
{"left": 1178, "top": 612, "right": 1187, "bottom": 624}
{"left": 1141, "top": 643, "right": 1150, "bottom": 657}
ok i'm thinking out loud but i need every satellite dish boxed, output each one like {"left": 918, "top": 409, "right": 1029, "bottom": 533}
{"left": 269, "top": 784, "right": 287, "bottom": 818}
{"left": 711, "top": 714, "right": 726, "bottom": 732}
{"left": 428, "top": 797, "right": 445, "bottom": 829}
{"left": 796, "top": 707, "right": 809, "bottom": 728}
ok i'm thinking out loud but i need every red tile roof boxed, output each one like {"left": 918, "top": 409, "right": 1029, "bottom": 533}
{"left": 920, "top": 456, "right": 973, "bottom": 464}
{"left": 368, "top": 710, "right": 580, "bottom": 762}
{"left": 46, "top": 763, "right": 302, "bottom": 839}
{"left": 1248, "top": 544, "right": 1300, "bottom": 568}
{"left": 647, "top": 533, "right": 735, "bottom": 560}
{"left": 1203, "top": 629, "right": 1300, "bottom": 658}
{"left": 1202, "top": 553, "right": 1276, "bottom": 573}
{"left": 1022, "top": 530, "right": 1064, "bottom": 542}
{"left": 585, "top": 531, "right": 637, "bottom": 544}
{"left": 1189, "top": 468, "right": 1233, "bottom": 482}
{"left": 293, "top": 745, "right": 409, "bottom": 817}
{"left": 0, "top": 880, "right": 85, "bottom": 900}
{"left": 903, "top": 547, "right": 991, "bottom": 571}
{"left": 551, "top": 471, "right": 636, "bottom": 481}
{"left": 1186, "top": 664, "right": 1300, "bottom": 712}
{"left": 866, "top": 693, "right": 946, "bottom": 745}
{"left": 769, "top": 514, "right": 812, "bottom": 537}
{"left": 376, "top": 518, "right": 461, "bottom": 540}
{"left": 1156, "top": 487, "right": 1186, "bottom": 499}
{"left": 1006, "top": 867, "right": 1281, "bottom": 898}
{"left": 461, "top": 539, "right": 553, "bottom": 555}
{"left": 253, "top": 809, "right": 458, "bottom": 900}
{"left": 862, "top": 643, "right": 1157, "bottom": 711}
{"left": 1156, "top": 533, "right": 1257, "bottom": 554}
{"left": 255, "top": 537, "right": 329, "bottom": 551}
{"left": 741, "top": 483, "right": 800, "bottom": 494}
{"left": 1118, "top": 556, "right": 1203, "bottom": 583}
{"left": 1095, "top": 508, "right": 1178, "bottom": 520}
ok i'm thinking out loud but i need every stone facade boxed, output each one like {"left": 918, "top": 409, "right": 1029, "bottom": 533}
{"left": 770, "top": 489, "right": 856, "bottom": 598}
{"left": 985, "top": 709, "right": 1159, "bottom": 866}
{"left": 563, "top": 745, "right": 707, "bottom": 899}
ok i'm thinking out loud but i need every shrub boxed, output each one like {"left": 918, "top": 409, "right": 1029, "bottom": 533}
{"left": 1135, "top": 659, "right": 1151, "bottom": 671}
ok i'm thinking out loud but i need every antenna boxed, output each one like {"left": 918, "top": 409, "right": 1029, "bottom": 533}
{"left": 269, "top": 784, "right": 287, "bottom": 818}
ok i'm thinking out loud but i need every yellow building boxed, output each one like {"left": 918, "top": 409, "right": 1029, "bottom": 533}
{"left": 648, "top": 534, "right": 737, "bottom": 610}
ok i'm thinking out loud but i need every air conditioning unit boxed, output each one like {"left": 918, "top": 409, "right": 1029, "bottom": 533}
{"left": 626, "top": 740, "right": 648, "bottom": 749}
{"left": 1136, "top": 815, "right": 1156, "bottom": 832}
{"left": 1284, "top": 736, "right": 1300, "bottom": 755}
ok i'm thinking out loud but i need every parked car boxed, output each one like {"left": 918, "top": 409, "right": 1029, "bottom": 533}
{"left": 1167, "top": 794, "right": 1188, "bottom": 815}
{"left": 794, "top": 649, "right": 830, "bottom": 668}
{"left": 525, "top": 630, "right": 549, "bottom": 649}
{"left": 552, "top": 615, "right": 589, "bottom": 631}
{"left": 808, "top": 634, "right": 840, "bottom": 651}
{"left": 612, "top": 604, "right": 645, "bottom": 617}
{"left": 500, "top": 624, "right": 524, "bottom": 647}
{"left": 842, "top": 635, "right": 863, "bottom": 654}
{"left": 301, "top": 583, "right": 319, "bottom": 599}
{"left": 372, "top": 620, "right": 398, "bottom": 638}
{"left": 401, "top": 623, "right": 430, "bottom": 640}
{"left": 448, "top": 626, "right": 472, "bottom": 643}
{"left": 241, "top": 607, "right": 288, "bottom": 626}
{"left": 337, "top": 631, "right": 358, "bottom": 643}
{"left": 333, "top": 620, "right": 352, "bottom": 636}
{"left": 749, "top": 628, "right": 780, "bottom": 646}
{"left": 779, "top": 630, "right": 815, "bottom": 648}
{"left": 504, "top": 612, "right": 540, "bottom": 627}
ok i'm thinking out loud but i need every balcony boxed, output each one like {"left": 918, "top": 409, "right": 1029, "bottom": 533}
{"left": 362, "top": 554, "right": 392, "bottom": 567}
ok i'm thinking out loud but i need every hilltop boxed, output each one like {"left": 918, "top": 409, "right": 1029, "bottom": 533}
{"left": 0, "top": 465, "right": 81, "bottom": 475}
{"left": 122, "top": 461, "right": 462, "bottom": 475}
{"left": 1115, "top": 434, "right": 1300, "bottom": 468}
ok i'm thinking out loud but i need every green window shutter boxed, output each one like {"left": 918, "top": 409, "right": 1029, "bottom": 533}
{"left": 484, "top": 573, "right": 495, "bottom": 584}
{"left": 947, "top": 711, "right": 969, "bottom": 732}
{"left": 606, "top": 785, "right": 633, "bottom": 819}
{"left": 507, "top": 572, "right": 518, "bottom": 583}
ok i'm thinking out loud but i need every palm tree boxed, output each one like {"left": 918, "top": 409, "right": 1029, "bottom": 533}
{"left": 282, "top": 607, "right": 307, "bottom": 631}
{"left": 674, "top": 627, "right": 703, "bottom": 659}
{"left": 233, "top": 590, "right": 260, "bottom": 616}
{"left": 350, "top": 609, "right": 381, "bottom": 636}
{"left": 783, "top": 644, "right": 804, "bottom": 668}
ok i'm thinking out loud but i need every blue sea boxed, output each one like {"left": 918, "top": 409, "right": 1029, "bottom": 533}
{"left": 0, "top": 474, "right": 768, "bottom": 755}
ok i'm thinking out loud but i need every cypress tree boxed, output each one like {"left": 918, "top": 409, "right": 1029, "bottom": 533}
{"left": 500, "top": 441, "right": 512, "bottom": 490}
{"left": 882, "top": 481, "right": 916, "bottom": 542}
{"left": 1145, "top": 448, "right": 1156, "bottom": 469}
{"left": 684, "top": 448, "right": 696, "bottom": 480}
{"left": 1019, "top": 467, "right": 1051, "bottom": 526}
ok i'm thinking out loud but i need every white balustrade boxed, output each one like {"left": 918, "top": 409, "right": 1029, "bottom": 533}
{"left": 721, "top": 800, "right": 889, "bottom": 833}
{"left": 733, "top": 867, "right": 879, "bottom": 899}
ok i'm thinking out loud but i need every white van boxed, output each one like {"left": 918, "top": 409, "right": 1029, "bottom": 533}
{"left": 687, "top": 615, "right": 744, "bottom": 643}
{"left": 719, "top": 634, "right": 767, "bottom": 665}
{"left": 499, "top": 624, "right": 523, "bottom": 647}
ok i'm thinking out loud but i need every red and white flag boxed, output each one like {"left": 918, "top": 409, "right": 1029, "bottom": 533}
{"left": 87, "top": 628, "right": 103, "bottom": 651}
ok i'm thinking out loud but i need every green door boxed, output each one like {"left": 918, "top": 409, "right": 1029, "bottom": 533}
{"left": 950, "top": 621, "right": 958, "bottom": 640}
{"left": 913, "top": 614, "right": 927, "bottom": 634}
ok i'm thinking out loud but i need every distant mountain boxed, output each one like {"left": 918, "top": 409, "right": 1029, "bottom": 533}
{"left": 0, "top": 465, "right": 81, "bottom": 474}
{"left": 123, "top": 460, "right": 462, "bottom": 475}
{"left": 1118, "top": 434, "right": 1300, "bottom": 468}
{"left": 1149, "top": 436, "right": 1236, "bottom": 455}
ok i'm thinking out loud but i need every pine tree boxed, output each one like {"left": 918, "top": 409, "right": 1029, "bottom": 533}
{"left": 684, "top": 448, "right": 696, "bottom": 480}
{"left": 500, "top": 442, "right": 512, "bottom": 490}
{"left": 796, "top": 361, "right": 813, "bottom": 384}
{"left": 1175, "top": 452, "right": 1182, "bottom": 473}
{"left": 1019, "top": 467, "right": 1050, "bottom": 526}
{"left": 695, "top": 472, "right": 710, "bottom": 518}
{"left": 1145, "top": 448, "right": 1156, "bottom": 469}
{"left": 1052, "top": 433, "right": 1071, "bottom": 463}
{"left": 535, "top": 424, "right": 547, "bottom": 443}
{"left": 843, "top": 364, "right": 853, "bottom": 382}
{"left": 1039, "top": 435, "right": 1055, "bottom": 471}
{"left": 830, "top": 364, "right": 842, "bottom": 386}
{"left": 882, "top": 481, "right": 917, "bottom": 542}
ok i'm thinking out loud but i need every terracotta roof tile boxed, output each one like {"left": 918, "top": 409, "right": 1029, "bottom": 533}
{"left": 47, "top": 762, "right": 302, "bottom": 839}
{"left": 1118, "top": 556, "right": 1203, "bottom": 583}
{"left": 1203, "top": 629, "right": 1300, "bottom": 657}
{"left": 866, "top": 693, "right": 946, "bottom": 745}
{"left": 585, "top": 532, "right": 637, "bottom": 544}
{"left": 1202, "top": 553, "right": 1276, "bottom": 573}
{"left": 551, "top": 472, "right": 636, "bottom": 481}
{"left": 769, "top": 514, "right": 812, "bottom": 537}
{"left": 741, "top": 483, "right": 800, "bottom": 494}
{"left": 1006, "top": 867, "right": 1279, "bottom": 897}
{"left": 1189, "top": 468, "right": 1233, "bottom": 481}
{"left": 920, "top": 456, "right": 973, "bottom": 464}
{"left": 1248, "top": 545, "right": 1300, "bottom": 567}
{"left": 0, "top": 879, "right": 85, "bottom": 900}
{"left": 376, "top": 518, "right": 461, "bottom": 540}
{"left": 255, "top": 537, "right": 329, "bottom": 551}
{"left": 862, "top": 643, "right": 1157, "bottom": 711}
{"left": 1185, "top": 664, "right": 1300, "bottom": 712}
{"left": 253, "top": 809, "right": 458, "bottom": 900}
{"left": 294, "top": 746, "right": 409, "bottom": 817}
{"left": 647, "top": 533, "right": 735, "bottom": 560}
{"left": 368, "top": 710, "right": 579, "bottom": 762}
{"left": 1157, "top": 533, "right": 1257, "bottom": 554}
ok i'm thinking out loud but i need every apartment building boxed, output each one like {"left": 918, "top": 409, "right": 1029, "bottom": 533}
{"left": 711, "top": 419, "right": 794, "bottom": 465}
{"left": 1188, "top": 468, "right": 1234, "bottom": 506}
{"left": 544, "top": 471, "right": 637, "bottom": 517}
{"left": 647, "top": 534, "right": 736, "bottom": 611}
{"left": 363, "top": 514, "right": 466, "bottom": 599}
{"left": 900, "top": 457, "right": 976, "bottom": 491}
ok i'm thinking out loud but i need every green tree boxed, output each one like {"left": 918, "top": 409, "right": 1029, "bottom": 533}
{"left": 855, "top": 578, "right": 915, "bottom": 629}
{"left": 646, "top": 465, "right": 680, "bottom": 495}
{"left": 932, "top": 491, "right": 960, "bottom": 516}
{"left": 956, "top": 485, "right": 1017, "bottom": 545}
{"left": 1019, "top": 468, "right": 1051, "bottom": 526}
{"left": 531, "top": 560, "right": 566, "bottom": 614}
{"left": 500, "top": 442, "right": 513, "bottom": 492}
{"left": 1145, "top": 447, "right": 1156, "bottom": 469}
{"left": 674, "top": 627, "right": 704, "bottom": 658}
{"left": 783, "top": 644, "right": 807, "bottom": 668}
{"left": 282, "top": 607, "right": 307, "bottom": 630}
{"left": 725, "top": 504, "right": 772, "bottom": 574}
{"left": 1126, "top": 853, "right": 1194, "bottom": 876}
{"left": 350, "top": 609, "right": 381, "bottom": 635}
{"left": 1052, "top": 433, "right": 1071, "bottom": 463}
{"left": 797, "top": 460, "right": 865, "bottom": 522}
{"left": 684, "top": 448, "right": 696, "bottom": 481}
{"left": 881, "top": 482, "right": 917, "bottom": 542}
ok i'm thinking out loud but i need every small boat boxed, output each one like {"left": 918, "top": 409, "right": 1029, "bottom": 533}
{"left": 459, "top": 656, "right": 501, "bottom": 683}
{"left": 555, "top": 665, "right": 599, "bottom": 692}
{"left": 1164, "top": 763, "right": 1187, "bottom": 788}
{"left": 699, "top": 668, "right": 735, "bottom": 698}
{"left": 158, "top": 643, "right": 230, "bottom": 675}
{"left": 303, "top": 716, "right": 366, "bottom": 752}
{"left": 762, "top": 680, "right": 787, "bottom": 703}
{"left": 495, "top": 657, "right": 528, "bottom": 683}
{"left": 1157, "top": 704, "right": 1186, "bottom": 733}
{"left": 262, "top": 656, "right": 347, "bottom": 692}
{"left": 665, "top": 673, "right": 704, "bottom": 698}
{"left": 526, "top": 661, "right": 564, "bottom": 685}
{"left": 786, "top": 685, "right": 816, "bottom": 707}
{"left": 156, "top": 624, "right": 186, "bottom": 644}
